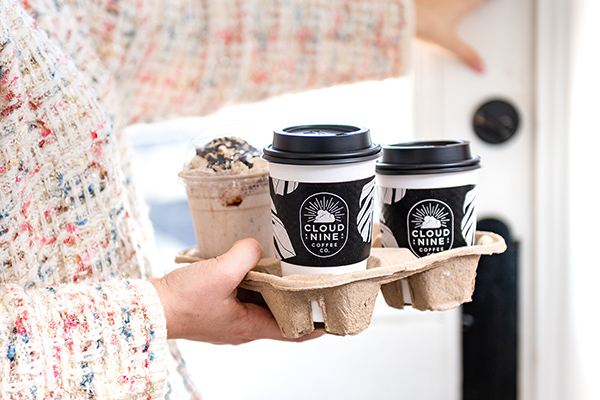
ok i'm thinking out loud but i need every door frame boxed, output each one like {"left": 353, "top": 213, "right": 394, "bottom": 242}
{"left": 534, "top": 0, "right": 574, "bottom": 399}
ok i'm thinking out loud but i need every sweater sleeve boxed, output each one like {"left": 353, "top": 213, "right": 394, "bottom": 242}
{"left": 0, "top": 280, "right": 167, "bottom": 398}
{"left": 72, "top": 0, "right": 415, "bottom": 126}
{"left": 1, "top": 2, "right": 168, "bottom": 397}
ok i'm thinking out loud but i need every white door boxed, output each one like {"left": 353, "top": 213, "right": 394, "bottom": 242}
{"left": 413, "top": 0, "right": 535, "bottom": 399}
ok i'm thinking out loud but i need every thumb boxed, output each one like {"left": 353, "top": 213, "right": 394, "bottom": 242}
{"left": 443, "top": 34, "right": 485, "bottom": 73}
{"left": 214, "top": 238, "right": 263, "bottom": 285}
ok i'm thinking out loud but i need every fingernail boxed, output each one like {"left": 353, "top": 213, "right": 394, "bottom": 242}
{"left": 472, "top": 60, "right": 485, "bottom": 73}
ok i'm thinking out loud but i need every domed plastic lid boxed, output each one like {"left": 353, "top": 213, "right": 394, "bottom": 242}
{"left": 262, "top": 124, "right": 381, "bottom": 165}
{"left": 179, "top": 121, "right": 269, "bottom": 180}
{"left": 376, "top": 140, "right": 481, "bottom": 175}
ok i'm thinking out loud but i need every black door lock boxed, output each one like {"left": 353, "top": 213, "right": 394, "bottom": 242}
{"left": 473, "top": 99, "right": 520, "bottom": 144}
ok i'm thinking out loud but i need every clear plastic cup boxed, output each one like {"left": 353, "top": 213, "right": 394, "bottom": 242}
{"left": 179, "top": 171, "right": 273, "bottom": 259}
{"left": 179, "top": 123, "right": 274, "bottom": 259}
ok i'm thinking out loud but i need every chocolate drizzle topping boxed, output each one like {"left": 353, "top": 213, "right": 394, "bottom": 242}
{"left": 195, "top": 137, "right": 262, "bottom": 172}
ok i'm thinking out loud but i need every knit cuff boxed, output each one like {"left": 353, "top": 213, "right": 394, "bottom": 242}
{"left": 137, "top": 280, "right": 169, "bottom": 399}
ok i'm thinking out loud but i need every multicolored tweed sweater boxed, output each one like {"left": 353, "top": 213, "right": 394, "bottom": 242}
{"left": 0, "top": 0, "right": 412, "bottom": 398}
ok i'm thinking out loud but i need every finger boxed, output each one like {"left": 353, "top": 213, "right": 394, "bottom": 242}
{"left": 234, "top": 302, "right": 290, "bottom": 343}
{"left": 215, "top": 238, "right": 263, "bottom": 284}
{"left": 443, "top": 34, "right": 485, "bottom": 73}
{"left": 237, "top": 302, "right": 325, "bottom": 343}
{"left": 291, "top": 330, "right": 326, "bottom": 342}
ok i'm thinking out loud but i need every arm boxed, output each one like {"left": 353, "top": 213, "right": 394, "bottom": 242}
{"left": 64, "top": 0, "right": 415, "bottom": 126}
{"left": 0, "top": 280, "right": 167, "bottom": 398}
{"left": 0, "top": 3, "right": 168, "bottom": 396}
{"left": 23, "top": 0, "right": 485, "bottom": 127}
{"left": 88, "top": 0, "right": 486, "bottom": 125}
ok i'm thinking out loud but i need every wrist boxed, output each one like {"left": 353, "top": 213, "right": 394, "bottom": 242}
{"left": 148, "top": 277, "right": 181, "bottom": 339}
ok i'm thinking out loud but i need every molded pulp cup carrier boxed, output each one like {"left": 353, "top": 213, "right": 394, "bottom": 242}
{"left": 176, "top": 229, "right": 506, "bottom": 337}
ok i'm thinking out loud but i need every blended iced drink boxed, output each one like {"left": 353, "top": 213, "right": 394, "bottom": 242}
{"left": 179, "top": 136, "right": 274, "bottom": 259}
{"left": 263, "top": 124, "right": 381, "bottom": 321}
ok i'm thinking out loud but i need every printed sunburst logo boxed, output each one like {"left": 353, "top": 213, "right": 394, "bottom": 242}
{"left": 300, "top": 193, "right": 349, "bottom": 258}
{"left": 408, "top": 199, "right": 454, "bottom": 257}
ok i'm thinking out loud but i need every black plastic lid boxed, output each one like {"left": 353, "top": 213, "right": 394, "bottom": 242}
{"left": 262, "top": 124, "right": 382, "bottom": 165}
{"left": 376, "top": 140, "right": 481, "bottom": 175}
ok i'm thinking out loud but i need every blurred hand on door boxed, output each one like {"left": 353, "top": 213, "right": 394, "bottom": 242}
{"left": 415, "top": 0, "right": 487, "bottom": 72}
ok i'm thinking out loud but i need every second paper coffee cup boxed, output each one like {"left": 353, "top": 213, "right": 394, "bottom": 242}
{"left": 376, "top": 140, "right": 481, "bottom": 257}
{"left": 263, "top": 125, "right": 382, "bottom": 278}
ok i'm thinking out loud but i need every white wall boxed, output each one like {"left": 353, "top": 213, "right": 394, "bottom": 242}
{"left": 535, "top": 1, "right": 600, "bottom": 399}
{"left": 566, "top": 1, "right": 600, "bottom": 398}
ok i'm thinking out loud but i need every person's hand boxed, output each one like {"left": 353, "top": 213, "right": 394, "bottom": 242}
{"left": 415, "top": 0, "right": 487, "bottom": 72}
{"left": 148, "top": 239, "right": 323, "bottom": 344}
